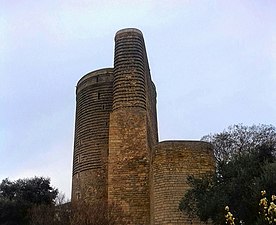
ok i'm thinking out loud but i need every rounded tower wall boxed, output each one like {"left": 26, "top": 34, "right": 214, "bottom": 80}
{"left": 72, "top": 68, "right": 113, "bottom": 203}
{"left": 152, "top": 141, "right": 215, "bottom": 225}
{"left": 108, "top": 28, "right": 151, "bottom": 224}
{"left": 112, "top": 28, "right": 146, "bottom": 111}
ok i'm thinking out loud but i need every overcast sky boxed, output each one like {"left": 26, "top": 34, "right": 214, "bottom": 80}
{"left": 1, "top": 0, "right": 276, "bottom": 198}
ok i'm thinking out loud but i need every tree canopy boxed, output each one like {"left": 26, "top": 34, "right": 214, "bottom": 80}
{"left": 180, "top": 124, "right": 276, "bottom": 225}
{"left": 202, "top": 124, "right": 276, "bottom": 163}
{"left": 0, "top": 176, "right": 58, "bottom": 225}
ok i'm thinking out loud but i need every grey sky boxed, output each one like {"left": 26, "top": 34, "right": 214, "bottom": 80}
{"left": 1, "top": 0, "right": 276, "bottom": 198}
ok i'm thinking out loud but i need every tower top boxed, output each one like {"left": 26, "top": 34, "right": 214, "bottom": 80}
{"left": 77, "top": 68, "right": 113, "bottom": 86}
{"left": 115, "top": 28, "right": 143, "bottom": 37}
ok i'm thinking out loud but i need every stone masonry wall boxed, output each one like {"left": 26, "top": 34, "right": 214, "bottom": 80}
{"left": 108, "top": 28, "right": 152, "bottom": 225}
{"left": 112, "top": 28, "right": 146, "bottom": 111}
{"left": 108, "top": 109, "right": 150, "bottom": 224}
{"left": 152, "top": 141, "right": 215, "bottom": 225}
{"left": 72, "top": 68, "right": 113, "bottom": 203}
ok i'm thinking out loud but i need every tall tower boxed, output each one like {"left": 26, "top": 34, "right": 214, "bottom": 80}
{"left": 71, "top": 29, "right": 158, "bottom": 224}
{"left": 71, "top": 68, "right": 113, "bottom": 203}
{"left": 71, "top": 28, "right": 215, "bottom": 225}
{"left": 108, "top": 28, "right": 158, "bottom": 224}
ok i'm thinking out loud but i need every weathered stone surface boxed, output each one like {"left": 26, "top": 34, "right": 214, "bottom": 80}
{"left": 71, "top": 28, "right": 215, "bottom": 225}
{"left": 71, "top": 68, "right": 113, "bottom": 203}
{"left": 108, "top": 109, "right": 150, "bottom": 224}
{"left": 152, "top": 141, "right": 215, "bottom": 225}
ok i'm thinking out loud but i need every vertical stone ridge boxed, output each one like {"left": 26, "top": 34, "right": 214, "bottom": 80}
{"left": 112, "top": 28, "right": 146, "bottom": 110}
{"left": 108, "top": 28, "right": 152, "bottom": 224}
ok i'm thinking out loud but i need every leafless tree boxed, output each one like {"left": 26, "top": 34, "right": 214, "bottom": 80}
{"left": 70, "top": 200, "right": 127, "bottom": 225}
{"left": 201, "top": 124, "right": 276, "bottom": 163}
{"left": 29, "top": 194, "right": 127, "bottom": 225}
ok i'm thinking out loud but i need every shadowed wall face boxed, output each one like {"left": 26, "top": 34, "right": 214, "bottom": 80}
{"left": 72, "top": 68, "right": 113, "bottom": 203}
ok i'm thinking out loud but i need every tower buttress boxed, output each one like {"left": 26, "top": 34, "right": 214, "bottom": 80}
{"left": 112, "top": 28, "right": 146, "bottom": 110}
{"left": 108, "top": 28, "right": 152, "bottom": 225}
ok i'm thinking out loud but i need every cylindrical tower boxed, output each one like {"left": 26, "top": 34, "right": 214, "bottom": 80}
{"left": 72, "top": 68, "right": 113, "bottom": 203}
{"left": 113, "top": 28, "right": 146, "bottom": 111}
{"left": 108, "top": 28, "right": 151, "bottom": 224}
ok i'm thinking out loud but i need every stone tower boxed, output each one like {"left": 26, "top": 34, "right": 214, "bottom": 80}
{"left": 108, "top": 28, "right": 158, "bottom": 224}
{"left": 72, "top": 68, "right": 113, "bottom": 204}
{"left": 72, "top": 28, "right": 214, "bottom": 225}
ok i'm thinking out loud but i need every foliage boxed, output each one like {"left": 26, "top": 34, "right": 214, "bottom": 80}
{"left": 0, "top": 176, "right": 58, "bottom": 225}
{"left": 0, "top": 176, "right": 127, "bottom": 225}
{"left": 0, "top": 176, "right": 58, "bottom": 205}
{"left": 28, "top": 192, "right": 70, "bottom": 225}
{"left": 179, "top": 124, "right": 276, "bottom": 225}
{"left": 201, "top": 124, "right": 276, "bottom": 163}
{"left": 29, "top": 198, "right": 127, "bottom": 225}
{"left": 223, "top": 191, "right": 276, "bottom": 225}
{"left": 258, "top": 191, "right": 276, "bottom": 225}
{"left": 225, "top": 206, "right": 236, "bottom": 225}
